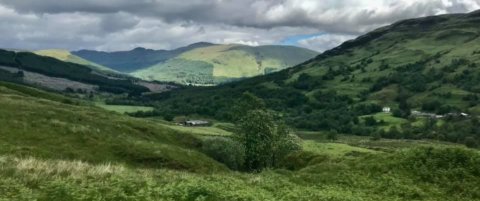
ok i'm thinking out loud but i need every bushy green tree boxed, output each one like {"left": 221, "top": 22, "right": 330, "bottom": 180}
{"left": 231, "top": 92, "right": 266, "bottom": 121}
{"left": 163, "top": 113, "right": 174, "bottom": 122}
{"left": 235, "top": 93, "right": 300, "bottom": 171}
{"left": 364, "top": 116, "right": 377, "bottom": 126}
{"left": 370, "top": 130, "right": 382, "bottom": 141}
{"left": 464, "top": 137, "right": 479, "bottom": 148}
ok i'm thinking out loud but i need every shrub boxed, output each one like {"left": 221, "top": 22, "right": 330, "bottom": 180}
{"left": 397, "top": 147, "right": 480, "bottom": 184}
{"left": 163, "top": 113, "right": 175, "bottom": 122}
{"left": 201, "top": 137, "right": 245, "bottom": 170}
{"left": 370, "top": 131, "right": 382, "bottom": 141}
{"left": 421, "top": 100, "right": 442, "bottom": 112}
{"left": 326, "top": 130, "right": 338, "bottom": 140}
{"left": 465, "top": 137, "right": 479, "bottom": 148}
{"left": 364, "top": 116, "right": 377, "bottom": 126}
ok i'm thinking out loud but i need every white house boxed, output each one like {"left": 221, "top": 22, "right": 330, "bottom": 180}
{"left": 382, "top": 107, "right": 391, "bottom": 113}
{"left": 184, "top": 120, "right": 210, "bottom": 127}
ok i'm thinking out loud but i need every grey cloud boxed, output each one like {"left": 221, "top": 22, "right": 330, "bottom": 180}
{"left": 0, "top": 0, "right": 478, "bottom": 51}
{"left": 100, "top": 12, "right": 140, "bottom": 32}
{"left": 1, "top": 0, "right": 478, "bottom": 33}
{"left": 0, "top": 0, "right": 143, "bottom": 14}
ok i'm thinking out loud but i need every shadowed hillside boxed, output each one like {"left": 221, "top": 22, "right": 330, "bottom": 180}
{"left": 72, "top": 42, "right": 215, "bottom": 73}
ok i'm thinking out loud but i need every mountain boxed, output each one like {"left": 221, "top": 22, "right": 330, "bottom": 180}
{"left": 72, "top": 42, "right": 216, "bottom": 73}
{"left": 131, "top": 44, "right": 318, "bottom": 85}
{"left": 34, "top": 49, "right": 115, "bottom": 72}
{"left": 72, "top": 43, "right": 318, "bottom": 85}
{"left": 0, "top": 49, "right": 173, "bottom": 94}
{"left": 147, "top": 10, "right": 480, "bottom": 145}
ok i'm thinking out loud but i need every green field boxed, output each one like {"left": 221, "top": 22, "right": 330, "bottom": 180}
{"left": 95, "top": 103, "right": 155, "bottom": 114}
{"left": 302, "top": 140, "right": 379, "bottom": 157}
{"left": 160, "top": 124, "right": 233, "bottom": 137}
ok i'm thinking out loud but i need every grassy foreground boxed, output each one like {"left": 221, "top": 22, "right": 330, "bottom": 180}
{"left": 1, "top": 82, "right": 480, "bottom": 200}
{"left": 1, "top": 146, "right": 479, "bottom": 201}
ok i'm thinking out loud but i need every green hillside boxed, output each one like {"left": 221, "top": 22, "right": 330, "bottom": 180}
{"left": 34, "top": 49, "right": 115, "bottom": 73}
{"left": 0, "top": 49, "right": 150, "bottom": 95}
{"left": 72, "top": 42, "right": 216, "bottom": 72}
{"left": 1, "top": 82, "right": 480, "bottom": 200}
{"left": 131, "top": 44, "right": 318, "bottom": 85}
{"left": 70, "top": 43, "right": 317, "bottom": 85}
{"left": 144, "top": 11, "right": 480, "bottom": 146}
{"left": 0, "top": 82, "right": 225, "bottom": 172}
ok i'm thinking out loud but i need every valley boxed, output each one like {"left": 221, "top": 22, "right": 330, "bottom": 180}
{"left": 0, "top": 6, "right": 480, "bottom": 201}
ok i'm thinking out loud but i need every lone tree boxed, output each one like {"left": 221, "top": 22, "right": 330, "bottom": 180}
{"left": 235, "top": 92, "right": 300, "bottom": 171}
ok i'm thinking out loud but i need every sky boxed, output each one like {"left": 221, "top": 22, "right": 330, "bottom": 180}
{"left": 0, "top": 0, "right": 479, "bottom": 52}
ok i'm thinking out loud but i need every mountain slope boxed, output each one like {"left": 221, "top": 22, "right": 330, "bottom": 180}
{"left": 147, "top": 10, "right": 480, "bottom": 145}
{"left": 34, "top": 49, "right": 115, "bottom": 72}
{"left": 0, "top": 81, "right": 225, "bottom": 172}
{"left": 0, "top": 49, "right": 154, "bottom": 94}
{"left": 72, "top": 42, "right": 216, "bottom": 73}
{"left": 132, "top": 44, "right": 318, "bottom": 85}
{"left": 73, "top": 43, "right": 318, "bottom": 85}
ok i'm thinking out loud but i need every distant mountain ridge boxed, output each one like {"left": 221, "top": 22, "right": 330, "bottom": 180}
{"left": 71, "top": 43, "right": 318, "bottom": 85}
{"left": 72, "top": 42, "right": 215, "bottom": 73}
{"left": 0, "top": 49, "right": 174, "bottom": 95}
{"left": 34, "top": 49, "right": 115, "bottom": 73}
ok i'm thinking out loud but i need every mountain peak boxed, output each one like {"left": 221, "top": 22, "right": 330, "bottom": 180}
{"left": 132, "top": 47, "right": 153, "bottom": 51}
{"left": 186, "top": 42, "right": 216, "bottom": 48}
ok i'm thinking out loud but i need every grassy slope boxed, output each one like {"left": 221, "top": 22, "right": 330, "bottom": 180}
{"left": 34, "top": 49, "right": 115, "bottom": 72}
{"left": 1, "top": 137, "right": 479, "bottom": 200}
{"left": 131, "top": 44, "right": 318, "bottom": 85}
{"left": 0, "top": 82, "right": 225, "bottom": 172}
{"left": 94, "top": 102, "right": 155, "bottom": 114}
{"left": 287, "top": 12, "right": 480, "bottom": 109}
{"left": 1, "top": 82, "right": 480, "bottom": 200}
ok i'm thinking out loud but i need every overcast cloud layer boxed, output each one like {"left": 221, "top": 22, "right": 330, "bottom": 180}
{"left": 0, "top": 0, "right": 479, "bottom": 52}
